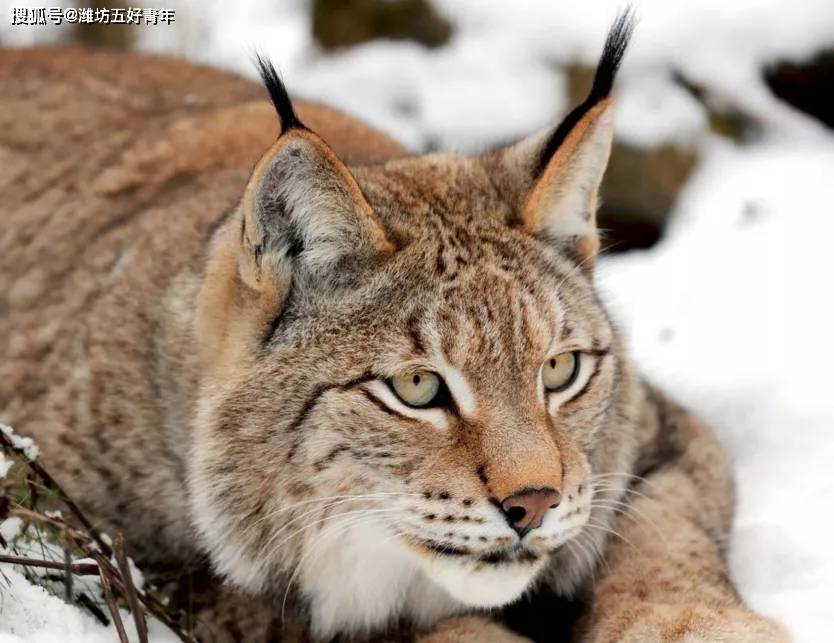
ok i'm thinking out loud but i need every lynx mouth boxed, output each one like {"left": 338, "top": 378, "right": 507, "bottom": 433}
{"left": 404, "top": 536, "right": 549, "bottom": 608}
{"left": 408, "top": 537, "right": 543, "bottom": 566}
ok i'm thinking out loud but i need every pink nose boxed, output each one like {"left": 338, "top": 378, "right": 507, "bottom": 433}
{"left": 501, "top": 487, "right": 561, "bottom": 537}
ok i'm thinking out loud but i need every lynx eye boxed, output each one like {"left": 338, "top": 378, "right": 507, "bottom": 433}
{"left": 542, "top": 351, "right": 580, "bottom": 392}
{"left": 389, "top": 371, "right": 442, "bottom": 408}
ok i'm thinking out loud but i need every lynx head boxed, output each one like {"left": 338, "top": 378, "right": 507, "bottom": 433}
{"left": 190, "top": 13, "right": 638, "bottom": 637}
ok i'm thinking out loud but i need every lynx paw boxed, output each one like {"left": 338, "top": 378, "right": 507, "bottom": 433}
{"left": 417, "top": 616, "right": 532, "bottom": 643}
{"left": 591, "top": 602, "right": 790, "bottom": 643}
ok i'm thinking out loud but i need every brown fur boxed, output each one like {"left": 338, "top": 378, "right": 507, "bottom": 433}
{"left": 0, "top": 47, "right": 788, "bottom": 642}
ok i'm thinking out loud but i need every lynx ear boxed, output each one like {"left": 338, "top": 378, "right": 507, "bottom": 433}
{"left": 240, "top": 57, "right": 393, "bottom": 286}
{"left": 499, "top": 12, "right": 633, "bottom": 266}
{"left": 196, "top": 59, "right": 392, "bottom": 371}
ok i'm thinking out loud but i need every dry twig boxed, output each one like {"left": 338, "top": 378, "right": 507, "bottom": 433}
{"left": 0, "top": 553, "right": 99, "bottom": 576}
{"left": 115, "top": 534, "right": 149, "bottom": 643}
{"left": 99, "top": 560, "right": 130, "bottom": 643}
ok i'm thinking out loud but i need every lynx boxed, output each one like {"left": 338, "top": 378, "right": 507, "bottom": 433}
{"left": 0, "top": 14, "right": 788, "bottom": 643}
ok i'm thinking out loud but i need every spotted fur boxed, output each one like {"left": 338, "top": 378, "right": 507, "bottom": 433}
{"left": 0, "top": 16, "right": 787, "bottom": 643}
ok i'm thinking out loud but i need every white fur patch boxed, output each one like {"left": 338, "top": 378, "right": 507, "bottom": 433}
{"left": 442, "top": 365, "right": 476, "bottom": 416}
{"left": 417, "top": 554, "right": 545, "bottom": 608}
{"left": 300, "top": 517, "right": 464, "bottom": 640}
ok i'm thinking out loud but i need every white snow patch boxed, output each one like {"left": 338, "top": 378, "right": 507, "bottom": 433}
{"left": 615, "top": 74, "right": 707, "bottom": 148}
{"left": 0, "top": 454, "right": 12, "bottom": 479}
{"left": 0, "top": 567, "right": 178, "bottom": 643}
{"left": 1, "top": 567, "right": 115, "bottom": 643}
{"left": 0, "top": 424, "right": 39, "bottom": 461}
{"left": 1, "top": 518, "right": 24, "bottom": 545}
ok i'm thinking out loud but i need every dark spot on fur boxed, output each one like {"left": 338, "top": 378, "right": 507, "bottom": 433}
{"left": 480, "top": 551, "right": 504, "bottom": 564}
{"left": 420, "top": 540, "right": 470, "bottom": 557}
{"left": 288, "top": 482, "right": 313, "bottom": 497}
{"left": 435, "top": 251, "right": 446, "bottom": 275}
{"left": 519, "top": 550, "right": 540, "bottom": 564}
{"left": 438, "top": 491, "right": 450, "bottom": 500}
{"left": 286, "top": 443, "right": 298, "bottom": 462}
{"left": 313, "top": 445, "right": 349, "bottom": 472}
{"left": 407, "top": 312, "right": 426, "bottom": 354}
{"left": 476, "top": 465, "right": 488, "bottom": 485}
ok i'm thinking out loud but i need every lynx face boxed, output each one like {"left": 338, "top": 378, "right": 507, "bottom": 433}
{"left": 189, "top": 16, "right": 634, "bottom": 638}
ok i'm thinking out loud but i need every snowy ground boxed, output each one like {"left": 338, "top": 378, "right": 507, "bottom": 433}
{"left": 2, "top": 1, "right": 834, "bottom": 641}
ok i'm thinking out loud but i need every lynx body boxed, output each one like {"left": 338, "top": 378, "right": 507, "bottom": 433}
{"left": 0, "top": 18, "right": 787, "bottom": 643}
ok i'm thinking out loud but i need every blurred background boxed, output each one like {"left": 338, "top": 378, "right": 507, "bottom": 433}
{"left": 4, "top": 0, "right": 834, "bottom": 253}
{"left": 3, "top": 1, "right": 834, "bottom": 641}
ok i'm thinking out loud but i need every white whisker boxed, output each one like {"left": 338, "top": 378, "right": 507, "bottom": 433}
{"left": 584, "top": 519, "right": 639, "bottom": 553}
{"left": 241, "top": 491, "right": 419, "bottom": 542}
{"left": 256, "top": 493, "right": 413, "bottom": 554}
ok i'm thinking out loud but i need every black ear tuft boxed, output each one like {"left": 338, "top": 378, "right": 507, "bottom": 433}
{"left": 254, "top": 53, "right": 304, "bottom": 134}
{"left": 588, "top": 9, "right": 635, "bottom": 106}
{"left": 535, "top": 9, "right": 635, "bottom": 177}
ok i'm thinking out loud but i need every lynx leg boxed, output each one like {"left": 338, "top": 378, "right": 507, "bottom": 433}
{"left": 578, "top": 393, "right": 789, "bottom": 643}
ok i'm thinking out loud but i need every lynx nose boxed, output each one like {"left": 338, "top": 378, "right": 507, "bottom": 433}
{"left": 500, "top": 487, "right": 561, "bottom": 537}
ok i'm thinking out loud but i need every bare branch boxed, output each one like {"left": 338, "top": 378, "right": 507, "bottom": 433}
{"left": 64, "top": 548, "right": 74, "bottom": 601}
{"left": 99, "top": 562, "right": 130, "bottom": 643}
{"left": 114, "top": 534, "right": 149, "bottom": 643}
{"left": 0, "top": 553, "right": 99, "bottom": 576}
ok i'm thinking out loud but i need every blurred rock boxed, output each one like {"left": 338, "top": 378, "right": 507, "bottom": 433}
{"left": 765, "top": 50, "right": 834, "bottom": 130}
{"left": 567, "top": 66, "right": 699, "bottom": 252}
{"left": 599, "top": 142, "right": 698, "bottom": 251}
{"left": 673, "top": 72, "right": 763, "bottom": 142}
{"left": 74, "top": 0, "right": 137, "bottom": 50}
{"left": 312, "top": 0, "right": 453, "bottom": 50}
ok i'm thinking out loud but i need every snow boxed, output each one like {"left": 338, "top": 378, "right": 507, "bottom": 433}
{"left": 1, "top": 567, "right": 119, "bottom": 643}
{"left": 0, "top": 453, "right": 12, "bottom": 479}
{"left": 0, "top": 424, "right": 39, "bottom": 461}
{"left": 2, "top": 1, "right": 834, "bottom": 641}
{"left": 0, "top": 566, "right": 178, "bottom": 643}
{"left": 0, "top": 519, "right": 23, "bottom": 545}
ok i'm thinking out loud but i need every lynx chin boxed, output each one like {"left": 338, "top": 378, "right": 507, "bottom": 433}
{"left": 0, "top": 10, "right": 789, "bottom": 642}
